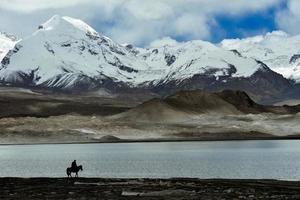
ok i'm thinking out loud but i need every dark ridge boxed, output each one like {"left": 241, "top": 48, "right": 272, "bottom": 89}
{"left": 289, "top": 54, "right": 300, "bottom": 64}
{"left": 0, "top": 94, "right": 131, "bottom": 118}
{"left": 165, "top": 54, "right": 176, "bottom": 66}
{"left": 152, "top": 63, "right": 293, "bottom": 104}
{"left": 44, "top": 42, "right": 55, "bottom": 55}
{"left": 163, "top": 89, "right": 300, "bottom": 114}
{"left": 230, "top": 49, "right": 242, "bottom": 57}
{"left": 85, "top": 31, "right": 100, "bottom": 40}
{"left": 152, "top": 49, "right": 158, "bottom": 54}
{"left": 88, "top": 49, "right": 98, "bottom": 55}
{"left": 1, "top": 44, "right": 22, "bottom": 67}
{"left": 215, "top": 90, "right": 263, "bottom": 113}
{"left": 61, "top": 43, "right": 71, "bottom": 47}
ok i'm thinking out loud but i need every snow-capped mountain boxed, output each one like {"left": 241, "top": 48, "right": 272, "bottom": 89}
{"left": 0, "top": 32, "right": 17, "bottom": 62}
{"left": 0, "top": 15, "right": 151, "bottom": 90}
{"left": 0, "top": 15, "right": 294, "bottom": 102}
{"left": 138, "top": 40, "right": 265, "bottom": 83}
{"left": 220, "top": 31, "right": 300, "bottom": 83}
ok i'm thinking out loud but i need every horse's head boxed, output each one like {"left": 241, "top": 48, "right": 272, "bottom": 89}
{"left": 78, "top": 165, "right": 83, "bottom": 171}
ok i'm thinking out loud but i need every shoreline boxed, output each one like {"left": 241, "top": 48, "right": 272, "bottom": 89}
{"left": 2, "top": 177, "right": 300, "bottom": 199}
{"left": 1, "top": 135, "right": 300, "bottom": 146}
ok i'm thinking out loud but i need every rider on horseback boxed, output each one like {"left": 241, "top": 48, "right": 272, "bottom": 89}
{"left": 67, "top": 160, "right": 83, "bottom": 178}
{"left": 71, "top": 160, "right": 77, "bottom": 170}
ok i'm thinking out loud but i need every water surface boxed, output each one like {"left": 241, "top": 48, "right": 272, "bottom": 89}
{"left": 1, "top": 140, "right": 300, "bottom": 180}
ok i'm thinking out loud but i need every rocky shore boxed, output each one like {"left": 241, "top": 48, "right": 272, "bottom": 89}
{"left": 1, "top": 178, "right": 300, "bottom": 199}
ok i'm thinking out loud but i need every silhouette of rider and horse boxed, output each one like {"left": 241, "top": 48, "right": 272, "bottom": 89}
{"left": 66, "top": 160, "right": 83, "bottom": 178}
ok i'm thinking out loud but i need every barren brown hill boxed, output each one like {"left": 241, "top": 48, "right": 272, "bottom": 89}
{"left": 165, "top": 90, "right": 241, "bottom": 114}
{"left": 114, "top": 90, "right": 300, "bottom": 123}
{"left": 164, "top": 89, "right": 300, "bottom": 115}
{"left": 165, "top": 89, "right": 300, "bottom": 114}
{"left": 0, "top": 88, "right": 135, "bottom": 118}
{"left": 111, "top": 98, "right": 193, "bottom": 123}
{"left": 216, "top": 90, "right": 300, "bottom": 114}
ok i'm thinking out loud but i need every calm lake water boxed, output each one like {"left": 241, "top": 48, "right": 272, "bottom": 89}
{"left": 1, "top": 140, "right": 300, "bottom": 180}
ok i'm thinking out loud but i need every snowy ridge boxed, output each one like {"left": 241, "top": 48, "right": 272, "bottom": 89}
{"left": 41, "top": 15, "right": 98, "bottom": 37}
{"left": 220, "top": 31, "right": 300, "bottom": 82}
{"left": 0, "top": 32, "right": 18, "bottom": 62}
{"left": 138, "top": 40, "right": 263, "bottom": 85}
{"left": 0, "top": 15, "right": 288, "bottom": 94}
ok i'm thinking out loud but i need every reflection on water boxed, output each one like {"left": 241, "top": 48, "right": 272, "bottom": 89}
{"left": 0, "top": 140, "right": 300, "bottom": 180}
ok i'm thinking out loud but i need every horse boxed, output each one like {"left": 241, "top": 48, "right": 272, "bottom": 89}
{"left": 66, "top": 165, "right": 83, "bottom": 178}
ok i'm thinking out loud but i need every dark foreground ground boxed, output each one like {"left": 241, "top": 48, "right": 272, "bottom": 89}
{"left": 1, "top": 178, "right": 300, "bottom": 200}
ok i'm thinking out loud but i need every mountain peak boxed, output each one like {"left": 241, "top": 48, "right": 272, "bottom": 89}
{"left": 62, "top": 16, "right": 98, "bottom": 35}
{"left": 39, "top": 15, "right": 99, "bottom": 36}
{"left": 40, "top": 15, "right": 63, "bottom": 30}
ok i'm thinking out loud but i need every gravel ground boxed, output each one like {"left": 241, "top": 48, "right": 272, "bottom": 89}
{"left": 1, "top": 178, "right": 300, "bottom": 199}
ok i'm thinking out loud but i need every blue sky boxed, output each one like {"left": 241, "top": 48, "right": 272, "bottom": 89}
{"left": 210, "top": 2, "right": 287, "bottom": 43}
{"left": 0, "top": 0, "right": 299, "bottom": 46}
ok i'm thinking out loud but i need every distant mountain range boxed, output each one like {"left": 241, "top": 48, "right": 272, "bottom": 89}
{"left": 1, "top": 15, "right": 300, "bottom": 103}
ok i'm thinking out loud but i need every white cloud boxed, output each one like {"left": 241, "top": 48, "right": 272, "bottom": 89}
{"left": 124, "top": 0, "right": 173, "bottom": 20}
{"left": 0, "top": 0, "right": 283, "bottom": 46}
{"left": 276, "top": 0, "right": 300, "bottom": 35}
{"left": 149, "top": 37, "right": 181, "bottom": 48}
{"left": 173, "top": 14, "right": 211, "bottom": 40}
{"left": 0, "top": 0, "right": 86, "bottom": 12}
{"left": 0, "top": 0, "right": 125, "bottom": 15}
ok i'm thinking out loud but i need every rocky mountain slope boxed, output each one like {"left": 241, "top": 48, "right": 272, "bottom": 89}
{"left": 0, "top": 16, "right": 297, "bottom": 103}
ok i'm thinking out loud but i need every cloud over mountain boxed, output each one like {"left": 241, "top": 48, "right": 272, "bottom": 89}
{"left": 0, "top": 0, "right": 284, "bottom": 46}
{"left": 276, "top": 0, "right": 300, "bottom": 34}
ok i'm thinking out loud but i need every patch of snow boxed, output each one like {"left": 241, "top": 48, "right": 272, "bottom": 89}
{"left": 74, "top": 128, "right": 97, "bottom": 134}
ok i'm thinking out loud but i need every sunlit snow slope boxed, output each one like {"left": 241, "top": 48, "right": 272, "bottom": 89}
{"left": 221, "top": 31, "right": 300, "bottom": 83}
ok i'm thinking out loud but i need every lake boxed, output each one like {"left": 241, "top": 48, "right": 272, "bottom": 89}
{"left": 1, "top": 140, "right": 300, "bottom": 180}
